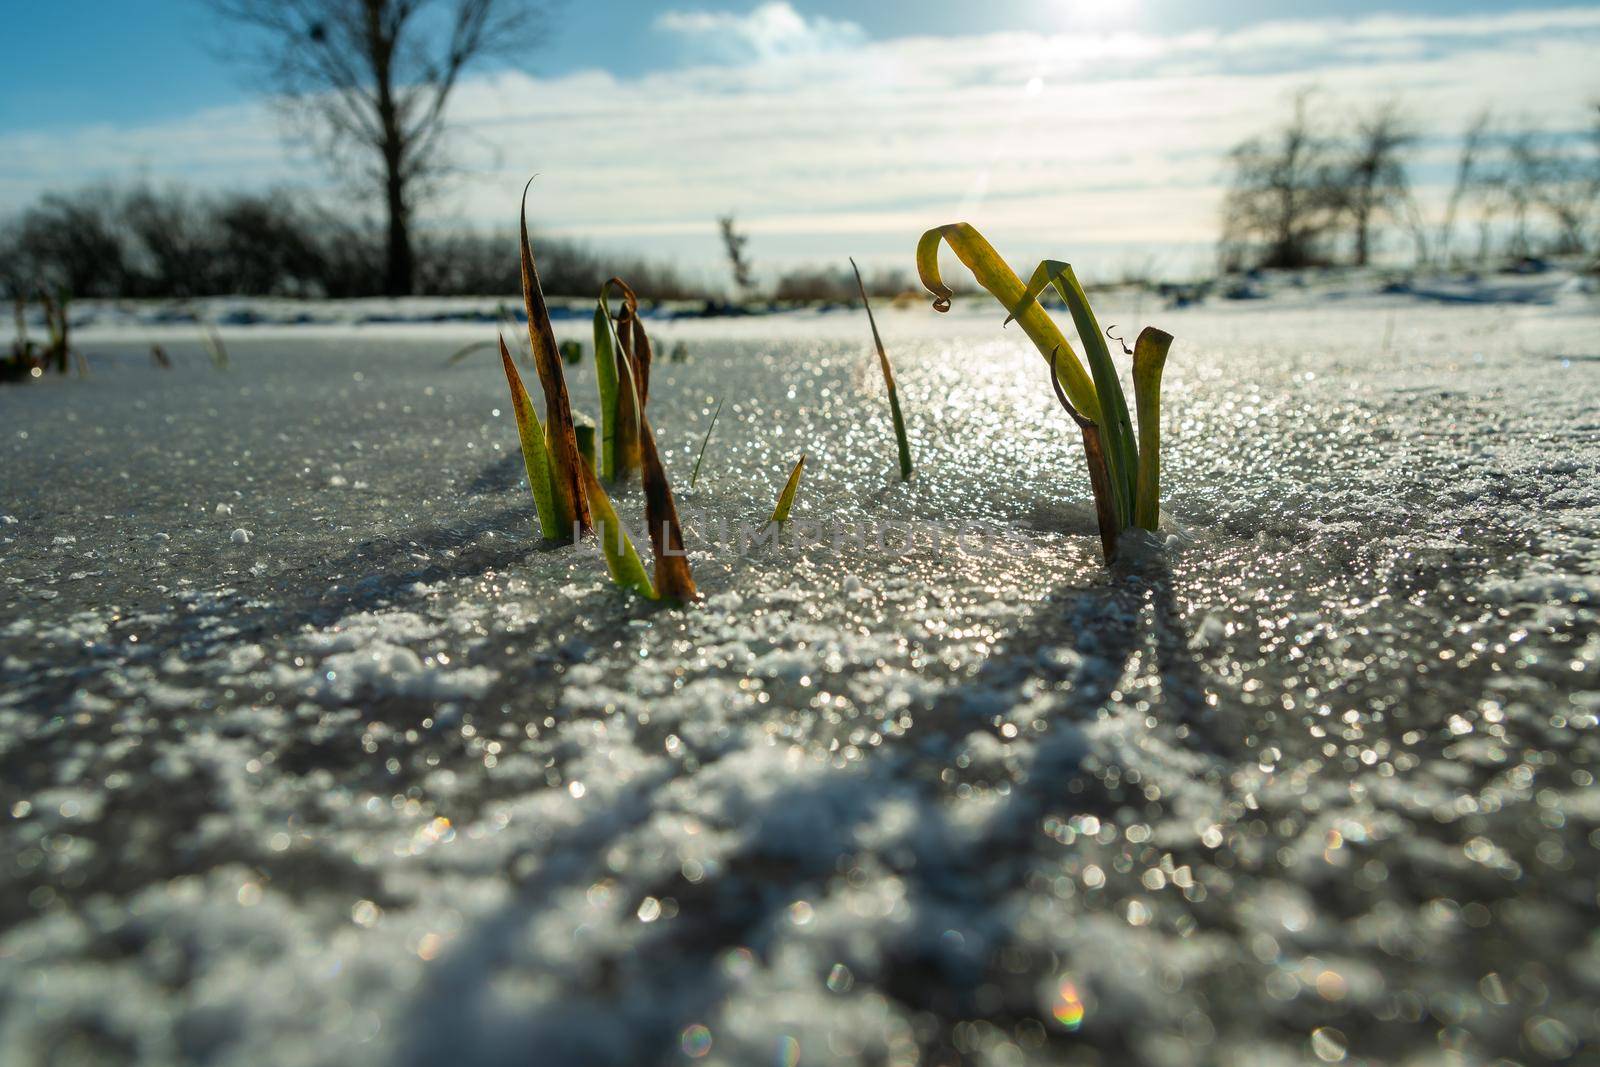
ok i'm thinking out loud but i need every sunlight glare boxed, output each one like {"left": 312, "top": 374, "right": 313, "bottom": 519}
{"left": 1046, "top": 0, "right": 1143, "bottom": 30}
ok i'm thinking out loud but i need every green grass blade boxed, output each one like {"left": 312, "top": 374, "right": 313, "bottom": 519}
{"left": 608, "top": 279, "right": 646, "bottom": 477}
{"left": 595, "top": 279, "right": 647, "bottom": 482}
{"left": 689, "top": 397, "right": 722, "bottom": 489}
{"left": 1131, "top": 327, "right": 1173, "bottom": 530}
{"left": 769, "top": 454, "right": 806, "bottom": 524}
{"left": 613, "top": 319, "right": 643, "bottom": 478}
{"left": 851, "top": 257, "right": 912, "bottom": 481}
{"left": 1009, "top": 261, "right": 1138, "bottom": 527}
{"left": 575, "top": 421, "right": 596, "bottom": 470}
{"left": 592, "top": 298, "right": 620, "bottom": 480}
{"left": 499, "top": 336, "right": 567, "bottom": 540}
{"left": 578, "top": 455, "right": 655, "bottom": 599}
{"left": 915, "top": 223, "right": 1100, "bottom": 422}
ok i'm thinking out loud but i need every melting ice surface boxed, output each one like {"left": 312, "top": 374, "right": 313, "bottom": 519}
{"left": 1, "top": 293, "right": 1597, "bottom": 1066}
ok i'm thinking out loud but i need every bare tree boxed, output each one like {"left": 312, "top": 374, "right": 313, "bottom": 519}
{"left": 206, "top": 0, "right": 543, "bottom": 296}
{"left": 1220, "top": 91, "right": 1346, "bottom": 270}
{"left": 717, "top": 214, "right": 755, "bottom": 293}
{"left": 1515, "top": 123, "right": 1598, "bottom": 256}
{"left": 1435, "top": 110, "right": 1491, "bottom": 266}
{"left": 9, "top": 188, "right": 131, "bottom": 297}
{"left": 1342, "top": 101, "right": 1415, "bottom": 267}
{"left": 1502, "top": 128, "right": 1542, "bottom": 256}
{"left": 1482, "top": 125, "right": 1580, "bottom": 258}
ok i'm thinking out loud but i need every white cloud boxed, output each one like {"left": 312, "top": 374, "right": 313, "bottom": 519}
{"left": 655, "top": 1, "right": 865, "bottom": 63}
{"left": 4, "top": 6, "right": 1598, "bottom": 279}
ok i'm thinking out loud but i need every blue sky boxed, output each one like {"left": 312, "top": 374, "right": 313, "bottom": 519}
{"left": 0, "top": 0, "right": 1576, "bottom": 129}
{"left": 3, "top": 2, "right": 1598, "bottom": 281}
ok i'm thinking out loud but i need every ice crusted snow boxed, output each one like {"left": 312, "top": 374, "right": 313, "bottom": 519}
{"left": 1, "top": 293, "right": 1598, "bottom": 1066}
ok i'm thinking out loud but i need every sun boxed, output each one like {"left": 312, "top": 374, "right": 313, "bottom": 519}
{"left": 1044, "top": 0, "right": 1145, "bottom": 30}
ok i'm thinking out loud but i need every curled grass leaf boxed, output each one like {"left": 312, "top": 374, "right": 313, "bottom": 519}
{"left": 851, "top": 257, "right": 912, "bottom": 482}
{"left": 916, "top": 223, "right": 1099, "bottom": 421}
{"left": 521, "top": 177, "right": 591, "bottom": 536}
{"left": 917, "top": 222, "right": 1175, "bottom": 555}
{"left": 1131, "top": 326, "right": 1173, "bottom": 530}
{"left": 689, "top": 397, "right": 722, "bottom": 489}
{"left": 499, "top": 335, "right": 567, "bottom": 540}
{"left": 769, "top": 454, "right": 806, "bottom": 524}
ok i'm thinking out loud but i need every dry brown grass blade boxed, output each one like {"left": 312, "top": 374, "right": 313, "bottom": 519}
{"left": 639, "top": 412, "right": 697, "bottom": 602}
{"left": 1050, "top": 346, "right": 1118, "bottom": 563}
{"left": 850, "top": 256, "right": 912, "bottom": 481}
{"left": 521, "top": 177, "right": 592, "bottom": 535}
{"left": 41, "top": 292, "right": 67, "bottom": 374}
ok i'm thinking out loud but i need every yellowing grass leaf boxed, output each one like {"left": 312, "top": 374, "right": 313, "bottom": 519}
{"left": 578, "top": 456, "right": 655, "bottom": 599}
{"left": 915, "top": 223, "right": 1099, "bottom": 422}
{"left": 499, "top": 336, "right": 567, "bottom": 540}
{"left": 769, "top": 454, "right": 806, "bottom": 524}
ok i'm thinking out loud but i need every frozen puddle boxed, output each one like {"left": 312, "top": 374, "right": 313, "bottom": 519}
{"left": 1, "top": 298, "right": 1598, "bottom": 1065}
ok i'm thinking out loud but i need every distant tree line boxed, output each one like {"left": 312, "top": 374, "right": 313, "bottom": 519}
{"left": 0, "top": 183, "right": 706, "bottom": 301}
{"left": 0, "top": 183, "right": 918, "bottom": 304}
{"left": 1220, "top": 91, "right": 1600, "bottom": 271}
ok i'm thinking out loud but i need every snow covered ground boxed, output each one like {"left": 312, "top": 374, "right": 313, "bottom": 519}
{"left": 1, "top": 286, "right": 1598, "bottom": 1066}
